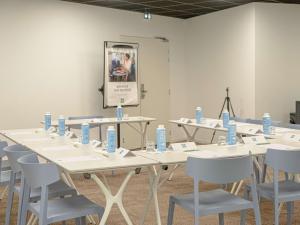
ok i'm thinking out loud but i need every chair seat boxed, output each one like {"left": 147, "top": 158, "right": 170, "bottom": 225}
{"left": 15, "top": 180, "right": 76, "bottom": 202}
{"left": 257, "top": 180, "right": 300, "bottom": 202}
{"left": 171, "top": 189, "right": 253, "bottom": 216}
{"left": 29, "top": 195, "right": 104, "bottom": 224}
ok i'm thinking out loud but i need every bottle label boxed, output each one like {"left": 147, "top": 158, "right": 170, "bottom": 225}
{"left": 227, "top": 124, "right": 236, "bottom": 145}
{"left": 45, "top": 114, "right": 51, "bottom": 131}
{"left": 116, "top": 107, "right": 124, "bottom": 120}
{"left": 263, "top": 117, "right": 272, "bottom": 135}
{"left": 223, "top": 112, "right": 229, "bottom": 128}
{"left": 156, "top": 128, "right": 166, "bottom": 152}
{"left": 58, "top": 119, "right": 65, "bottom": 136}
{"left": 81, "top": 124, "right": 90, "bottom": 144}
{"left": 107, "top": 130, "right": 116, "bottom": 153}
{"left": 196, "top": 110, "right": 202, "bottom": 124}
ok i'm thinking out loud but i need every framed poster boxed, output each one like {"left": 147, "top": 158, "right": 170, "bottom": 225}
{"left": 103, "top": 41, "right": 139, "bottom": 108}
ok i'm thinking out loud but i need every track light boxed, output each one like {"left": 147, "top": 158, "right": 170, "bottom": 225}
{"left": 144, "top": 9, "right": 152, "bottom": 20}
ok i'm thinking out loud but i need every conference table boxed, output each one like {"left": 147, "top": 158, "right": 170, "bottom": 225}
{"left": 170, "top": 118, "right": 300, "bottom": 142}
{"left": 1, "top": 127, "right": 300, "bottom": 225}
{"left": 49, "top": 116, "right": 156, "bottom": 149}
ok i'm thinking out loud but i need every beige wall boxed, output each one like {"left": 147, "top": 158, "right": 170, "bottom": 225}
{"left": 184, "top": 4, "right": 255, "bottom": 142}
{"left": 0, "top": 0, "right": 187, "bottom": 141}
{"left": 255, "top": 3, "right": 300, "bottom": 122}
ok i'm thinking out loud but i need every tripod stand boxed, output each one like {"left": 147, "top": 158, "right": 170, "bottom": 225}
{"left": 210, "top": 87, "right": 236, "bottom": 143}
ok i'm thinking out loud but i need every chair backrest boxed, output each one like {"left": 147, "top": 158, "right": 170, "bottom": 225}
{"left": 4, "top": 145, "right": 32, "bottom": 173}
{"left": 18, "top": 154, "right": 60, "bottom": 189}
{"left": 287, "top": 123, "right": 300, "bottom": 130}
{"left": 0, "top": 141, "right": 8, "bottom": 158}
{"left": 265, "top": 148, "right": 300, "bottom": 173}
{"left": 186, "top": 155, "right": 253, "bottom": 184}
{"left": 68, "top": 115, "right": 103, "bottom": 129}
{"left": 246, "top": 118, "right": 262, "bottom": 125}
{"left": 231, "top": 116, "right": 247, "bottom": 123}
{"left": 68, "top": 115, "right": 103, "bottom": 120}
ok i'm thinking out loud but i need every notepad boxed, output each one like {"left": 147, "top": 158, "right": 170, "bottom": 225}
{"left": 22, "top": 137, "right": 51, "bottom": 142}
{"left": 56, "top": 155, "right": 102, "bottom": 162}
{"left": 8, "top": 131, "right": 34, "bottom": 135}
{"left": 41, "top": 145, "right": 75, "bottom": 152}
{"left": 265, "top": 144, "right": 297, "bottom": 150}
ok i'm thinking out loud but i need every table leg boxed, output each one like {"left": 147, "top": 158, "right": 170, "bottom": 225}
{"left": 140, "top": 166, "right": 162, "bottom": 225}
{"left": 117, "top": 124, "right": 121, "bottom": 148}
{"left": 91, "top": 170, "right": 135, "bottom": 225}
{"left": 139, "top": 122, "right": 149, "bottom": 150}
{"left": 180, "top": 125, "right": 199, "bottom": 142}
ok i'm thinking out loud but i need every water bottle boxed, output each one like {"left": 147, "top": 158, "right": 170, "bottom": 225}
{"left": 116, "top": 105, "right": 124, "bottom": 120}
{"left": 195, "top": 107, "right": 203, "bottom": 124}
{"left": 81, "top": 123, "right": 90, "bottom": 144}
{"left": 227, "top": 120, "right": 236, "bottom": 145}
{"left": 44, "top": 112, "right": 51, "bottom": 131}
{"left": 263, "top": 113, "right": 272, "bottom": 135}
{"left": 222, "top": 110, "right": 230, "bottom": 128}
{"left": 107, "top": 126, "right": 116, "bottom": 153}
{"left": 58, "top": 115, "right": 65, "bottom": 136}
{"left": 156, "top": 125, "right": 166, "bottom": 152}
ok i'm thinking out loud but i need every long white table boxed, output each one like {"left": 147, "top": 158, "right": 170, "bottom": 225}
{"left": 0, "top": 128, "right": 159, "bottom": 225}
{"left": 49, "top": 116, "right": 156, "bottom": 149}
{"left": 2, "top": 128, "right": 300, "bottom": 225}
{"left": 170, "top": 118, "right": 300, "bottom": 142}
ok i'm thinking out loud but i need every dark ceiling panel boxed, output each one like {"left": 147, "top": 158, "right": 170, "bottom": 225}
{"left": 61, "top": 0, "right": 300, "bottom": 19}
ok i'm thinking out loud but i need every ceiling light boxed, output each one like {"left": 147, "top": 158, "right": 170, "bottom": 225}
{"left": 144, "top": 9, "right": 152, "bottom": 20}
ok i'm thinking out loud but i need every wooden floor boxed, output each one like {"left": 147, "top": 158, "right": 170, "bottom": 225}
{"left": 1, "top": 167, "right": 300, "bottom": 225}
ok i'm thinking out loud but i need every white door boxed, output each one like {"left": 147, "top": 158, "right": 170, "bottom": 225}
{"left": 120, "top": 36, "right": 170, "bottom": 149}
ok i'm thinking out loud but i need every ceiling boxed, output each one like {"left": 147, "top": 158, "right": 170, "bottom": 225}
{"left": 62, "top": 0, "right": 300, "bottom": 19}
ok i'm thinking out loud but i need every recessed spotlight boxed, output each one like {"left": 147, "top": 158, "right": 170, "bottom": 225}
{"left": 144, "top": 9, "right": 152, "bottom": 20}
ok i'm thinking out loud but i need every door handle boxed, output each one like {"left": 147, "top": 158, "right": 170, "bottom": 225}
{"left": 141, "top": 84, "right": 147, "bottom": 99}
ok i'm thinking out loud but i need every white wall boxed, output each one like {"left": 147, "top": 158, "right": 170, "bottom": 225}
{"left": 255, "top": 3, "right": 300, "bottom": 122}
{"left": 0, "top": 0, "right": 187, "bottom": 141}
{"left": 184, "top": 4, "right": 255, "bottom": 142}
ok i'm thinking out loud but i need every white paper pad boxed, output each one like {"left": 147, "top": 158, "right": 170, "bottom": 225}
{"left": 56, "top": 155, "right": 102, "bottom": 163}
{"left": 22, "top": 137, "right": 51, "bottom": 142}
{"left": 41, "top": 146, "right": 76, "bottom": 152}
{"left": 264, "top": 144, "right": 298, "bottom": 150}
{"left": 8, "top": 131, "right": 34, "bottom": 135}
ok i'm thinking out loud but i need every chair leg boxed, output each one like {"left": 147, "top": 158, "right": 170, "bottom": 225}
{"left": 80, "top": 216, "right": 87, "bottom": 225}
{"left": 287, "top": 202, "right": 294, "bottom": 225}
{"left": 75, "top": 218, "right": 81, "bottom": 225}
{"left": 240, "top": 210, "right": 247, "bottom": 225}
{"left": 4, "top": 188, "right": 14, "bottom": 225}
{"left": 167, "top": 198, "right": 176, "bottom": 225}
{"left": 274, "top": 202, "right": 279, "bottom": 225}
{"left": 218, "top": 213, "right": 224, "bottom": 225}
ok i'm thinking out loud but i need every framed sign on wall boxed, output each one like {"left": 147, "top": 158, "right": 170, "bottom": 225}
{"left": 103, "top": 41, "right": 139, "bottom": 108}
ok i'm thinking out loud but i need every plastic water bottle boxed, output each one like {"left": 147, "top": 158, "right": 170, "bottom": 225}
{"left": 195, "top": 107, "right": 203, "bottom": 124}
{"left": 263, "top": 113, "right": 272, "bottom": 135}
{"left": 227, "top": 120, "right": 236, "bottom": 145}
{"left": 58, "top": 115, "right": 65, "bottom": 136}
{"left": 44, "top": 112, "right": 51, "bottom": 131}
{"left": 116, "top": 105, "right": 124, "bottom": 120}
{"left": 81, "top": 123, "right": 90, "bottom": 144}
{"left": 107, "top": 126, "right": 116, "bottom": 153}
{"left": 156, "top": 125, "right": 166, "bottom": 152}
{"left": 222, "top": 110, "right": 230, "bottom": 128}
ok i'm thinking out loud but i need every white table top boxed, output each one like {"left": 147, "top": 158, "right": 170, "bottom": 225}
{"left": 48, "top": 116, "right": 156, "bottom": 126}
{"left": 2, "top": 128, "right": 300, "bottom": 173}
{"left": 0, "top": 129, "right": 158, "bottom": 174}
{"left": 170, "top": 118, "right": 300, "bottom": 137}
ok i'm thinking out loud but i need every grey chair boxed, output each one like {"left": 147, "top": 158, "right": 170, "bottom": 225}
{"left": 246, "top": 118, "right": 262, "bottom": 125}
{"left": 0, "top": 141, "right": 10, "bottom": 186}
{"left": 18, "top": 153, "right": 104, "bottom": 225}
{"left": 4, "top": 145, "right": 77, "bottom": 225}
{"left": 68, "top": 115, "right": 103, "bottom": 140}
{"left": 231, "top": 116, "right": 248, "bottom": 123}
{"left": 167, "top": 155, "right": 261, "bottom": 225}
{"left": 255, "top": 149, "right": 300, "bottom": 225}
